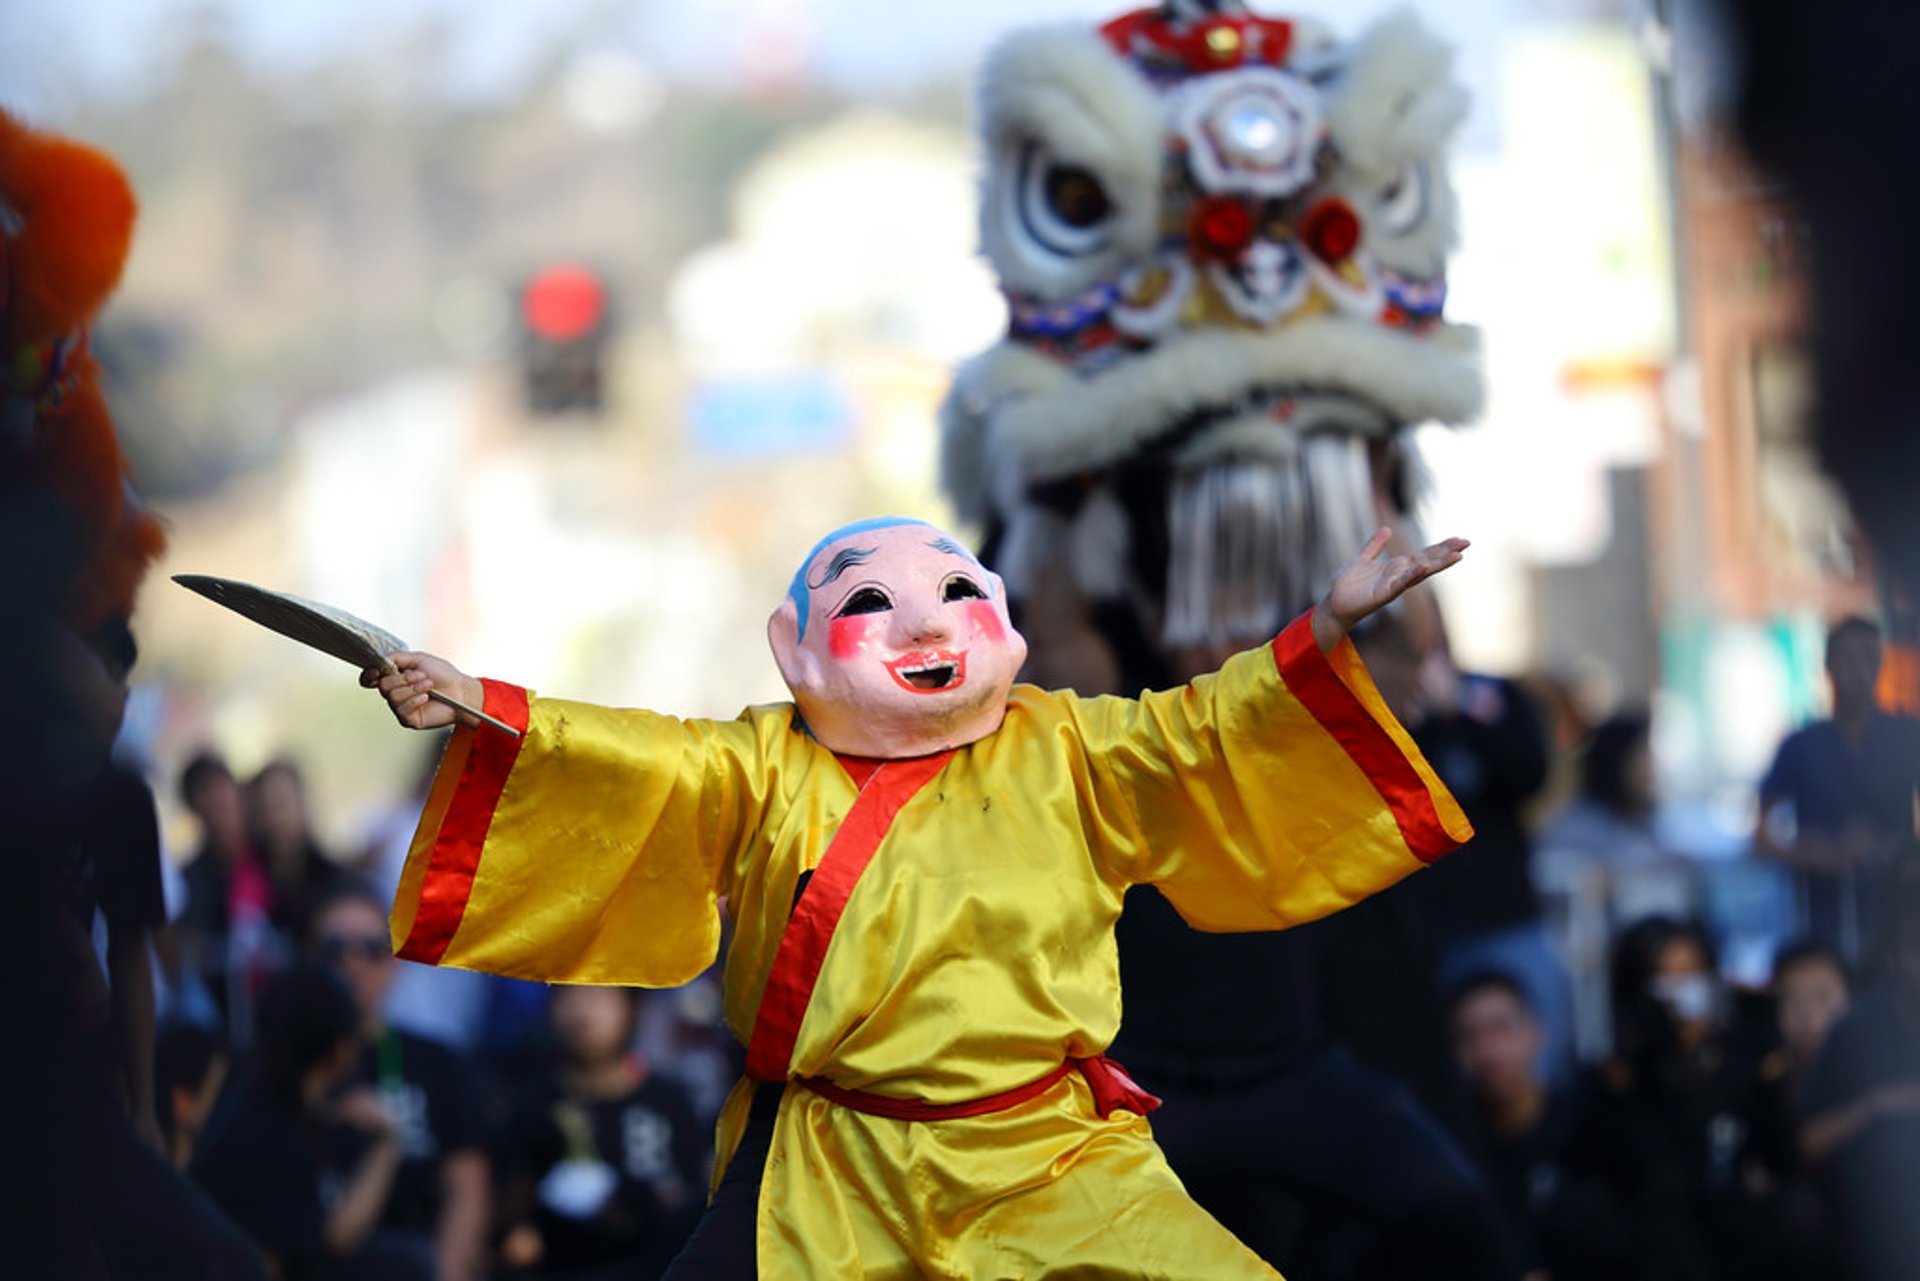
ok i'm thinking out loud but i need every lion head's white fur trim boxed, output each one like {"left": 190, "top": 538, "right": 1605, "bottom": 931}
{"left": 1324, "top": 9, "right": 1469, "bottom": 280}
{"left": 945, "top": 319, "right": 1480, "bottom": 517}
{"left": 1327, "top": 10, "right": 1469, "bottom": 173}
{"left": 940, "top": 342, "right": 1067, "bottom": 525}
{"left": 975, "top": 25, "right": 1166, "bottom": 301}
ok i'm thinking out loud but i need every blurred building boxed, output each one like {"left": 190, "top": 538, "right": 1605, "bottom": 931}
{"left": 1653, "top": 129, "right": 1876, "bottom": 792}
{"left": 1427, "top": 11, "right": 1874, "bottom": 793}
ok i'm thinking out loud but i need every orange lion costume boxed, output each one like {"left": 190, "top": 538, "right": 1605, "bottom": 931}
{"left": 1, "top": 108, "right": 164, "bottom": 641}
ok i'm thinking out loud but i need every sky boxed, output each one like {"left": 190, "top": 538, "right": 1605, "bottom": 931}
{"left": 0, "top": 0, "right": 1544, "bottom": 152}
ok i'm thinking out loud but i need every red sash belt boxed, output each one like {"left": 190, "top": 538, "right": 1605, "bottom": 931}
{"left": 795, "top": 1055, "right": 1162, "bottom": 1122}
{"left": 741, "top": 750, "right": 1163, "bottom": 1125}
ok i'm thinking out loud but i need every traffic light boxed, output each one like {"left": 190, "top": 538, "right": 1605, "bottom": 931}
{"left": 518, "top": 263, "right": 610, "bottom": 415}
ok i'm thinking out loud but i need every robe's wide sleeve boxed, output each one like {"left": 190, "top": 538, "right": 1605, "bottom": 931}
{"left": 1074, "top": 610, "right": 1472, "bottom": 932}
{"left": 389, "top": 678, "right": 769, "bottom": 986}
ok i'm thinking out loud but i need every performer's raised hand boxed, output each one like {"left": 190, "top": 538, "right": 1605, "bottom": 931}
{"left": 1312, "top": 527, "right": 1468, "bottom": 654}
{"left": 360, "top": 651, "right": 482, "bottom": 731}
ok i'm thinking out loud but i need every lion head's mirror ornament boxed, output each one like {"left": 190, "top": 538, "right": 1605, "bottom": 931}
{"left": 941, "top": 0, "right": 1477, "bottom": 690}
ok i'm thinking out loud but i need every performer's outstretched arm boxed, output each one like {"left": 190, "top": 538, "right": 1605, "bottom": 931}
{"left": 357, "top": 651, "right": 767, "bottom": 988}
{"left": 1073, "top": 528, "right": 1474, "bottom": 932}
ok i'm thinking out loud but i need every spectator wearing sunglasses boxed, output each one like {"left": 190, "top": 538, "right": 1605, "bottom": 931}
{"left": 191, "top": 963, "right": 415, "bottom": 1280}
{"left": 307, "top": 880, "right": 491, "bottom": 1281}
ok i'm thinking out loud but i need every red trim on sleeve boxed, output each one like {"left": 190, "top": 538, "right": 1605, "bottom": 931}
{"left": 396, "top": 679, "right": 531, "bottom": 964}
{"left": 743, "top": 749, "right": 956, "bottom": 1083}
{"left": 1271, "top": 611, "right": 1455, "bottom": 863}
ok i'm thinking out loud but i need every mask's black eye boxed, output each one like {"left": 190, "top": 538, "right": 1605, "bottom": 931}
{"left": 836, "top": 587, "right": 891, "bottom": 617}
{"left": 942, "top": 575, "right": 987, "bottom": 602}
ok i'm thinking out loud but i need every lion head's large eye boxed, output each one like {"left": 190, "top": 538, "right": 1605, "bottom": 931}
{"left": 1015, "top": 142, "right": 1116, "bottom": 259}
{"left": 1045, "top": 165, "right": 1112, "bottom": 229}
{"left": 1377, "top": 160, "right": 1427, "bottom": 236}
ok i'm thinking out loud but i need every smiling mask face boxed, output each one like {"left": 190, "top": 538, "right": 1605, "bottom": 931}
{"left": 768, "top": 518, "right": 1029, "bottom": 758}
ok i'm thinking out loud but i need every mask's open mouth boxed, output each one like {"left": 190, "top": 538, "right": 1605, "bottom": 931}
{"left": 887, "top": 652, "right": 966, "bottom": 693}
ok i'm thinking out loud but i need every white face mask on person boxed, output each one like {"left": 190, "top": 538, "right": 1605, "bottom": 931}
{"left": 768, "top": 519, "right": 1028, "bottom": 759}
{"left": 1651, "top": 973, "right": 1721, "bottom": 1025}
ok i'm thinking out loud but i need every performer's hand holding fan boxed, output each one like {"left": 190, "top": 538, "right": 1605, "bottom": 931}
{"left": 173, "top": 575, "right": 519, "bottom": 737}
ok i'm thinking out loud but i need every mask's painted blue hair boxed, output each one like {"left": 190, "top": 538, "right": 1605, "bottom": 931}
{"left": 787, "top": 517, "right": 981, "bottom": 642}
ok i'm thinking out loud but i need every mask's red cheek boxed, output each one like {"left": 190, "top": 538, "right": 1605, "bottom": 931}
{"left": 964, "top": 601, "right": 1006, "bottom": 643}
{"left": 828, "top": 616, "right": 878, "bottom": 661}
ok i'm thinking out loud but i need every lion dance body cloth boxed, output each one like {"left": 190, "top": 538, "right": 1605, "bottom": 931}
{"left": 942, "top": 0, "right": 1476, "bottom": 688}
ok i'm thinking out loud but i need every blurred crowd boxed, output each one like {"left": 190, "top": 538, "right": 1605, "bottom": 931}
{"left": 21, "top": 609, "right": 1920, "bottom": 1281}
{"left": 29, "top": 724, "right": 733, "bottom": 1281}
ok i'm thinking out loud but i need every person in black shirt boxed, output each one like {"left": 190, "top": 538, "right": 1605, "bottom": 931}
{"left": 247, "top": 757, "right": 340, "bottom": 942}
{"left": 499, "top": 986, "right": 706, "bottom": 1279}
{"left": 1801, "top": 870, "right": 1920, "bottom": 1281}
{"left": 1741, "top": 944, "right": 1852, "bottom": 1281}
{"left": 156, "top": 1019, "right": 231, "bottom": 1171}
{"left": 1554, "top": 917, "right": 1783, "bottom": 1281}
{"left": 178, "top": 751, "right": 252, "bottom": 1024}
{"left": 3, "top": 753, "right": 270, "bottom": 1281}
{"left": 192, "top": 964, "right": 421, "bottom": 1280}
{"left": 307, "top": 880, "right": 491, "bottom": 1281}
{"left": 1447, "top": 970, "right": 1585, "bottom": 1280}
{"left": 1773, "top": 944, "right": 1852, "bottom": 1087}
{"left": 1315, "top": 614, "right": 1483, "bottom": 1136}
{"left": 54, "top": 760, "right": 170, "bottom": 1145}
{"left": 1756, "top": 617, "right": 1920, "bottom": 961}
{"left": 1410, "top": 666, "right": 1567, "bottom": 1081}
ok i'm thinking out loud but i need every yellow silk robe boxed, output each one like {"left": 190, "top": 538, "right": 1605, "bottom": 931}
{"left": 390, "top": 616, "right": 1470, "bottom": 1278}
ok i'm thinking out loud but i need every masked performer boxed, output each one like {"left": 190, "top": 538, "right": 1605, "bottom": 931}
{"left": 371, "top": 515, "right": 1467, "bottom": 1279}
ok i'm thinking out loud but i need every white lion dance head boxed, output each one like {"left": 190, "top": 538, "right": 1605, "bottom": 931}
{"left": 940, "top": 0, "right": 1477, "bottom": 691}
